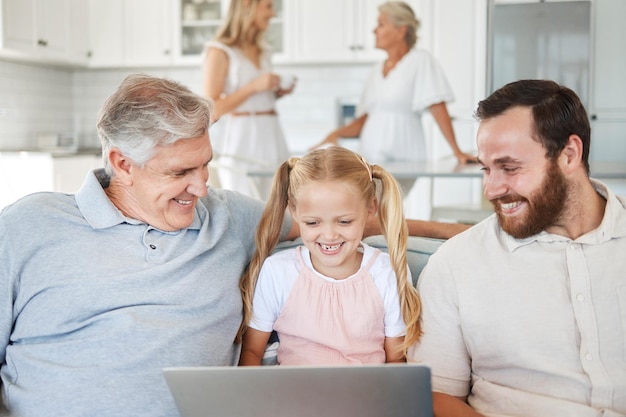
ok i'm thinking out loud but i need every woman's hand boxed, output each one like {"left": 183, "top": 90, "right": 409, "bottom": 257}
{"left": 454, "top": 151, "right": 478, "bottom": 165}
{"left": 249, "top": 73, "right": 281, "bottom": 93}
{"left": 276, "top": 78, "right": 297, "bottom": 98}
{"left": 309, "top": 132, "right": 340, "bottom": 151}
{"left": 309, "top": 114, "right": 368, "bottom": 151}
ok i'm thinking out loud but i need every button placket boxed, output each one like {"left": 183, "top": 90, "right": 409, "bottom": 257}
{"left": 143, "top": 227, "right": 159, "bottom": 258}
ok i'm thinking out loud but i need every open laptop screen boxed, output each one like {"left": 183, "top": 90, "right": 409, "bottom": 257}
{"left": 164, "top": 364, "right": 433, "bottom": 417}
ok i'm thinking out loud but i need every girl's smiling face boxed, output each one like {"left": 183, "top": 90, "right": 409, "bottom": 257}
{"left": 290, "top": 180, "right": 376, "bottom": 280}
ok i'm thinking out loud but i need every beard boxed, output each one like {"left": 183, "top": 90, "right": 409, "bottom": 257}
{"left": 492, "top": 161, "right": 569, "bottom": 239}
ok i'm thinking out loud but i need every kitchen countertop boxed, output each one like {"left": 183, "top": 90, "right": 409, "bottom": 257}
{"left": 0, "top": 147, "right": 102, "bottom": 156}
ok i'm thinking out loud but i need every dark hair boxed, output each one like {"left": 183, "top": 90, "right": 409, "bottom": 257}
{"left": 474, "top": 79, "right": 590, "bottom": 173}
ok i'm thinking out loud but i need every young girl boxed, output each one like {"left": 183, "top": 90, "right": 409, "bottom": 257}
{"left": 238, "top": 146, "right": 422, "bottom": 365}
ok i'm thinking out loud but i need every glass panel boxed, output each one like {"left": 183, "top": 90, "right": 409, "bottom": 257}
{"left": 182, "top": 26, "right": 217, "bottom": 56}
{"left": 180, "top": 0, "right": 224, "bottom": 56}
{"left": 489, "top": 1, "right": 591, "bottom": 107}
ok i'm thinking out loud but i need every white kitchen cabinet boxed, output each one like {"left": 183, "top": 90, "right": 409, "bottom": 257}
{"left": 68, "top": 0, "right": 91, "bottom": 64}
{"left": 0, "top": 152, "right": 102, "bottom": 211}
{"left": 88, "top": 0, "right": 173, "bottom": 68}
{"left": 412, "top": 0, "right": 488, "bottom": 219}
{"left": 125, "top": 0, "right": 173, "bottom": 66}
{"left": 419, "top": 0, "right": 487, "bottom": 154}
{"left": 1, "top": 0, "right": 87, "bottom": 64}
{"left": 286, "top": 0, "right": 385, "bottom": 63}
{"left": 175, "top": 0, "right": 229, "bottom": 64}
{"left": 589, "top": 0, "right": 626, "bottom": 162}
{"left": 174, "top": 0, "right": 286, "bottom": 65}
{"left": 87, "top": 0, "right": 124, "bottom": 66}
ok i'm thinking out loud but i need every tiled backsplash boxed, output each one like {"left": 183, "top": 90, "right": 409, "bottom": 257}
{"left": 0, "top": 60, "right": 74, "bottom": 150}
{"left": 0, "top": 59, "right": 371, "bottom": 153}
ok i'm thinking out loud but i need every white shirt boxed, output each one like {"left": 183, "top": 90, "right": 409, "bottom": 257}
{"left": 250, "top": 243, "right": 407, "bottom": 338}
{"left": 357, "top": 48, "right": 454, "bottom": 163}
{"left": 409, "top": 180, "right": 626, "bottom": 417}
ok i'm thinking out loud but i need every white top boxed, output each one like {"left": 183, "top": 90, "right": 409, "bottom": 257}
{"left": 357, "top": 48, "right": 454, "bottom": 163}
{"left": 409, "top": 180, "right": 626, "bottom": 417}
{"left": 250, "top": 243, "right": 407, "bottom": 338}
{"left": 204, "top": 41, "right": 290, "bottom": 199}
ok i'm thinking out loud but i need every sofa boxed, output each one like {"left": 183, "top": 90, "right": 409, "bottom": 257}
{"left": 260, "top": 235, "right": 444, "bottom": 364}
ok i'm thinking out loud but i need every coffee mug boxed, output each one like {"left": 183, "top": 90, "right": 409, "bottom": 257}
{"left": 279, "top": 74, "right": 296, "bottom": 90}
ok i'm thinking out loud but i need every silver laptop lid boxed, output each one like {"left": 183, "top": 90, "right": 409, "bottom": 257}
{"left": 164, "top": 364, "right": 432, "bottom": 417}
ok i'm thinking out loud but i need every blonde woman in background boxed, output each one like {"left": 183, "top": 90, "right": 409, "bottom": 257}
{"left": 238, "top": 146, "right": 422, "bottom": 366}
{"left": 203, "top": 0, "right": 294, "bottom": 199}
{"left": 313, "top": 1, "right": 476, "bottom": 194}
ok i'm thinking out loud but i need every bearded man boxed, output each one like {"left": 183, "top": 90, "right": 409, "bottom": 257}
{"left": 408, "top": 79, "right": 626, "bottom": 417}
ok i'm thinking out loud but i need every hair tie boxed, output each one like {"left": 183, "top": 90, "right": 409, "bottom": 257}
{"left": 358, "top": 155, "right": 373, "bottom": 182}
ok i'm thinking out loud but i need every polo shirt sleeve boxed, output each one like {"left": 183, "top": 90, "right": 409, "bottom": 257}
{"left": 219, "top": 190, "right": 291, "bottom": 260}
{"left": 0, "top": 216, "right": 11, "bottom": 367}
{"left": 408, "top": 247, "right": 472, "bottom": 397}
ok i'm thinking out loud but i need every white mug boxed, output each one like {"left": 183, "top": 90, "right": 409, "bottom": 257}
{"left": 279, "top": 74, "right": 296, "bottom": 90}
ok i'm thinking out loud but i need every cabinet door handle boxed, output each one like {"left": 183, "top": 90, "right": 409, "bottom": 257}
{"left": 38, "top": 39, "right": 48, "bottom": 46}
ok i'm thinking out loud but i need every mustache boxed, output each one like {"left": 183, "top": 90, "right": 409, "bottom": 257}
{"left": 491, "top": 194, "right": 526, "bottom": 206}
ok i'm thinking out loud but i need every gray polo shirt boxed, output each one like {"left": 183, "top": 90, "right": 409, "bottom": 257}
{"left": 0, "top": 169, "right": 287, "bottom": 417}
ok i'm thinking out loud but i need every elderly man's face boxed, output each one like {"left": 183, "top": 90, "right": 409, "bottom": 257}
{"left": 126, "top": 133, "right": 212, "bottom": 232}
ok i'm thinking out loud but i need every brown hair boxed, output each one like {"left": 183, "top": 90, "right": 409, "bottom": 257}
{"left": 475, "top": 79, "right": 591, "bottom": 173}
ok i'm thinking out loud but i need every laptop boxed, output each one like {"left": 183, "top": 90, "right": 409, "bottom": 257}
{"left": 163, "top": 364, "right": 433, "bottom": 417}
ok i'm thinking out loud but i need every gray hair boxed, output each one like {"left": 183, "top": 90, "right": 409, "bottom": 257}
{"left": 378, "top": 1, "right": 420, "bottom": 48}
{"left": 96, "top": 73, "right": 213, "bottom": 175}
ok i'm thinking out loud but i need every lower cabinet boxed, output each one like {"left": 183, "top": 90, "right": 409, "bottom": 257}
{"left": 0, "top": 152, "right": 102, "bottom": 210}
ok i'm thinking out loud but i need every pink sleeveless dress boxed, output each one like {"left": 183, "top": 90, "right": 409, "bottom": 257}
{"left": 274, "top": 247, "right": 386, "bottom": 365}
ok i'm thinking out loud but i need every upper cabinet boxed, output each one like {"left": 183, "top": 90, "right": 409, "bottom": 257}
{"left": 591, "top": 0, "right": 626, "bottom": 117}
{"left": 174, "top": 0, "right": 285, "bottom": 65}
{"left": 284, "top": 0, "right": 385, "bottom": 63}
{"left": 176, "top": 0, "right": 228, "bottom": 64}
{"left": 88, "top": 0, "right": 173, "bottom": 68}
{"left": 589, "top": 0, "right": 626, "bottom": 161}
{"left": 1, "top": 0, "right": 89, "bottom": 65}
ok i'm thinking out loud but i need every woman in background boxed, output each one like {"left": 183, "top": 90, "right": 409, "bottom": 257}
{"left": 203, "top": 0, "right": 294, "bottom": 199}
{"left": 313, "top": 1, "right": 476, "bottom": 194}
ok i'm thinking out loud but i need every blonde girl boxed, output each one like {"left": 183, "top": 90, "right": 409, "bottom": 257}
{"left": 238, "top": 146, "right": 422, "bottom": 365}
